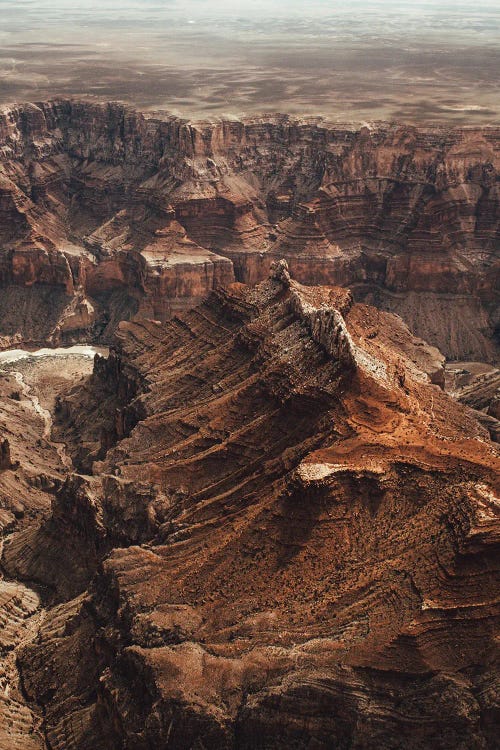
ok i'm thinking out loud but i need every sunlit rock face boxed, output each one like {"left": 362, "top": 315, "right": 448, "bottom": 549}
{"left": 2, "top": 264, "right": 497, "bottom": 750}
{"left": 0, "top": 100, "right": 498, "bottom": 359}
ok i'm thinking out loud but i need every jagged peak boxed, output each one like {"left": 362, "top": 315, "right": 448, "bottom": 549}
{"left": 270, "top": 260, "right": 388, "bottom": 381}
{"left": 270, "top": 258, "right": 292, "bottom": 287}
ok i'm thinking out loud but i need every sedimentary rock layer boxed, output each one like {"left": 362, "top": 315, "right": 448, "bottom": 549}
{"left": 0, "top": 365, "right": 68, "bottom": 750}
{"left": 2, "top": 266, "right": 497, "bottom": 749}
{"left": 447, "top": 361, "right": 500, "bottom": 441}
{"left": 0, "top": 100, "right": 498, "bottom": 359}
{"left": 0, "top": 351, "right": 100, "bottom": 750}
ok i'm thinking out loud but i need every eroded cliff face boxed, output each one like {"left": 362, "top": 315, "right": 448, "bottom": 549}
{"left": 446, "top": 361, "right": 500, "bottom": 441}
{"left": 0, "top": 100, "right": 498, "bottom": 359}
{"left": 1, "top": 265, "right": 498, "bottom": 749}
{"left": 0, "top": 351, "right": 99, "bottom": 750}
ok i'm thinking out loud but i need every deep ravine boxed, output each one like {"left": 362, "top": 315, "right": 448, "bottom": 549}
{"left": 0, "top": 347, "right": 106, "bottom": 750}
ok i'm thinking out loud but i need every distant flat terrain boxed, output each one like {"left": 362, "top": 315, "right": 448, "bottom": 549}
{"left": 0, "top": 0, "right": 499, "bottom": 123}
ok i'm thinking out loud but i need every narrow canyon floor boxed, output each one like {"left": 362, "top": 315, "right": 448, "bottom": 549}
{"left": 0, "top": 347, "right": 105, "bottom": 749}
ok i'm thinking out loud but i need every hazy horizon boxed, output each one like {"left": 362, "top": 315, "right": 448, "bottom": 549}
{"left": 1, "top": 0, "right": 499, "bottom": 123}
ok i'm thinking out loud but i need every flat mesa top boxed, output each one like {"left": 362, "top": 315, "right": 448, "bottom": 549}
{"left": 0, "top": 0, "right": 498, "bottom": 125}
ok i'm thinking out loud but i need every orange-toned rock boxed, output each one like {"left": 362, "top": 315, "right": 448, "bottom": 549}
{"left": 0, "top": 101, "right": 498, "bottom": 359}
{"left": 5, "top": 265, "right": 497, "bottom": 749}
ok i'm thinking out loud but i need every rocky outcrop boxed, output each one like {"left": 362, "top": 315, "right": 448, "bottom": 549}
{"left": 0, "top": 438, "right": 12, "bottom": 470}
{"left": 3, "top": 267, "right": 497, "bottom": 749}
{"left": 447, "top": 363, "right": 500, "bottom": 441}
{"left": 0, "top": 100, "right": 498, "bottom": 359}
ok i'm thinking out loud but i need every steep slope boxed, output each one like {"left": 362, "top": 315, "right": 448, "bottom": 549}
{"left": 0, "top": 351, "right": 99, "bottom": 750}
{"left": 3, "top": 264, "right": 497, "bottom": 749}
{"left": 0, "top": 100, "right": 498, "bottom": 360}
{"left": 447, "top": 362, "right": 500, "bottom": 441}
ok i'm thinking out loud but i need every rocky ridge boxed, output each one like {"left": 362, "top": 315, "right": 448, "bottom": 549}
{"left": 0, "top": 264, "right": 497, "bottom": 749}
{"left": 448, "top": 363, "right": 500, "bottom": 442}
{"left": 0, "top": 99, "right": 498, "bottom": 360}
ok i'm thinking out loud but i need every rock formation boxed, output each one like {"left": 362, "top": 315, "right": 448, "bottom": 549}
{"left": 1, "top": 265, "right": 498, "bottom": 749}
{"left": 0, "top": 438, "right": 12, "bottom": 470}
{"left": 0, "top": 96, "right": 499, "bottom": 748}
{"left": 0, "top": 100, "right": 498, "bottom": 360}
{"left": 447, "top": 362, "right": 500, "bottom": 441}
{"left": 0, "top": 362, "right": 69, "bottom": 750}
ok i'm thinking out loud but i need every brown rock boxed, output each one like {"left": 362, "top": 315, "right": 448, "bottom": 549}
{"left": 0, "top": 438, "right": 12, "bottom": 470}
{"left": 9, "top": 267, "right": 498, "bottom": 749}
{"left": 0, "top": 101, "right": 498, "bottom": 358}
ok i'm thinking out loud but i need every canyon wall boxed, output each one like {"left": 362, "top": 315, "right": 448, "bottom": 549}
{"left": 1, "top": 267, "right": 497, "bottom": 749}
{"left": 0, "top": 100, "right": 498, "bottom": 359}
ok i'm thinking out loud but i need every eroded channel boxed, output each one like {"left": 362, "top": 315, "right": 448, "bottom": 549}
{"left": 0, "top": 345, "right": 107, "bottom": 750}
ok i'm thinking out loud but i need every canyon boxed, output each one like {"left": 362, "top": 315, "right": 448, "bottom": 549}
{"left": 0, "top": 99, "right": 498, "bottom": 749}
{"left": 0, "top": 100, "right": 498, "bottom": 361}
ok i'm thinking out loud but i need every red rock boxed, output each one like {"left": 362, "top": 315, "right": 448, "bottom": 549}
{"left": 4, "top": 265, "right": 497, "bottom": 749}
{"left": 0, "top": 101, "right": 498, "bottom": 359}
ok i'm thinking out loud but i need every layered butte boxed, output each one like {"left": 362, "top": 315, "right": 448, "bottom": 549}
{"left": 0, "top": 100, "right": 498, "bottom": 360}
{"left": 0, "top": 263, "right": 498, "bottom": 749}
